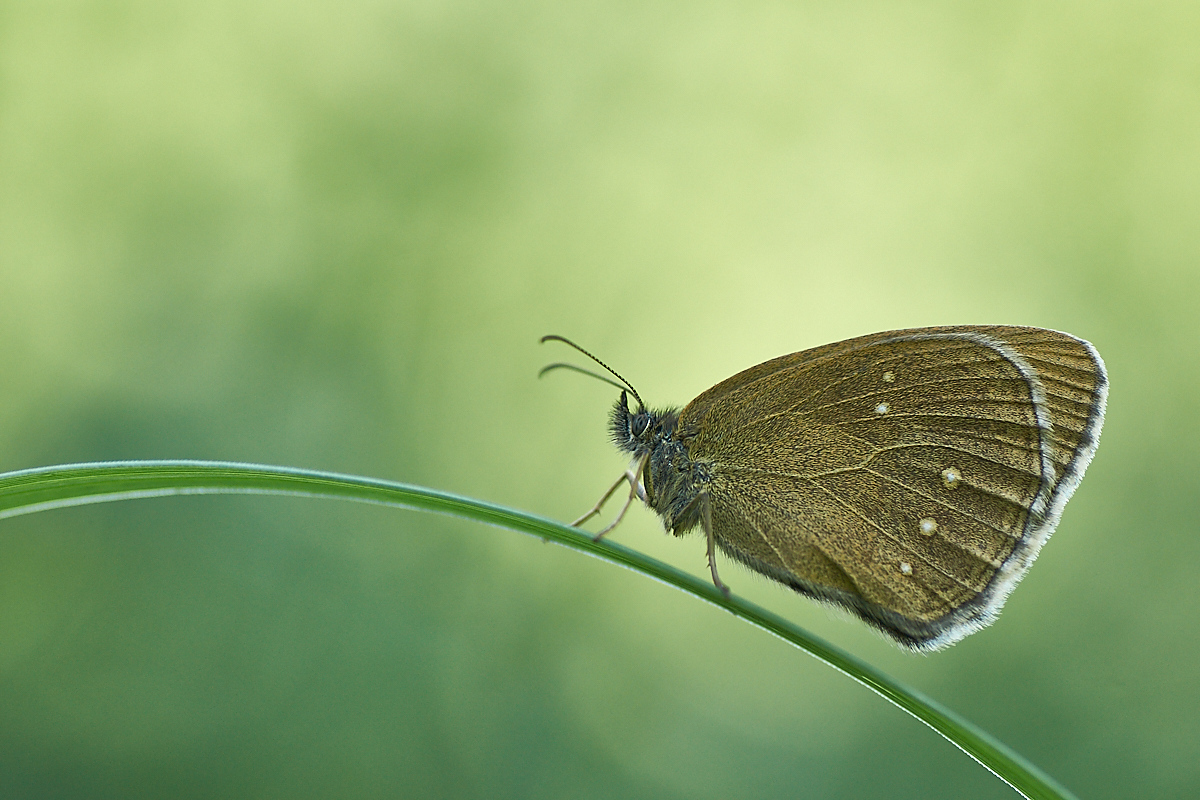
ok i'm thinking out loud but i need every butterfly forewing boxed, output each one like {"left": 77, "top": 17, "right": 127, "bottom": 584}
{"left": 677, "top": 326, "right": 1106, "bottom": 649}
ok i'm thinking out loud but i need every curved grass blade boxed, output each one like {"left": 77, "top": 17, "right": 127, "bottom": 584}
{"left": 0, "top": 460, "right": 1076, "bottom": 800}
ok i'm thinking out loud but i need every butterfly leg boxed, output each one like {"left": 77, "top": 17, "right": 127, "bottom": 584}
{"left": 700, "top": 493, "right": 730, "bottom": 596}
{"left": 571, "top": 453, "right": 649, "bottom": 541}
{"left": 570, "top": 473, "right": 627, "bottom": 527}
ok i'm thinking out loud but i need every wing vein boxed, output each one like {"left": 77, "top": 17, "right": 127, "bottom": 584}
{"left": 805, "top": 479, "right": 987, "bottom": 596}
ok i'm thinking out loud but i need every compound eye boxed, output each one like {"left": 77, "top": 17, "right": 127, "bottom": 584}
{"left": 631, "top": 414, "right": 649, "bottom": 437}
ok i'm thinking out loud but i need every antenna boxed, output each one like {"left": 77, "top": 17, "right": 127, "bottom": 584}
{"left": 539, "top": 335, "right": 645, "bottom": 409}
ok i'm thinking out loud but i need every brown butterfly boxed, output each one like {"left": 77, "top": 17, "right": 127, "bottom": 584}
{"left": 542, "top": 326, "right": 1107, "bottom": 651}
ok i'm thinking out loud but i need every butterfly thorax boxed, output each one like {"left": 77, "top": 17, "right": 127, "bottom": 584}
{"left": 610, "top": 390, "right": 711, "bottom": 537}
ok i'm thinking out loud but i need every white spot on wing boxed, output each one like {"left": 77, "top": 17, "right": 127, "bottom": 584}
{"left": 919, "top": 518, "right": 938, "bottom": 535}
{"left": 941, "top": 467, "right": 962, "bottom": 488}
{"left": 899, "top": 562, "right": 913, "bottom": 575}
{"left": 875, "top": 402, "right": 890, "bottom": 415}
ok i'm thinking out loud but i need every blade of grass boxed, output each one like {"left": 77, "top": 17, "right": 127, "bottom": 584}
{"left": 0, "top": 459, "right": 1076, "bottom": 800}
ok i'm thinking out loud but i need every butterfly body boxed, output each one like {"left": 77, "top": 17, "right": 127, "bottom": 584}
{"left": 610, "top": 399, "right": 703, "bottom": 535}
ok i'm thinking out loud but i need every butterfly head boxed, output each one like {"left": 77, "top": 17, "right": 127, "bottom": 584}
{"left": 610, "top": 389, "right": 679, "bottom": 457}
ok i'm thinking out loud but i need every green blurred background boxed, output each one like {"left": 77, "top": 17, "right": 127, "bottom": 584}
{"left": 1, "top": 2, "right": 1196, "bottom": 798}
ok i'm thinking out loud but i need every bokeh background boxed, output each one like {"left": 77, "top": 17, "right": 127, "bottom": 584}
{"left": 1, "top": 2, "right": 1197, "bottom": 798}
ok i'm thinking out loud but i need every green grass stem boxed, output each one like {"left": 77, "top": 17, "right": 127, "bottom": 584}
{"left": 0, "top": 459, "right": 1076, "bottom": 800}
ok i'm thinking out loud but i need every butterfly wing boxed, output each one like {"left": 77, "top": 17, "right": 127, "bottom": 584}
{"left": 677, "top": 326, "right": 1107, "bottom": 650}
